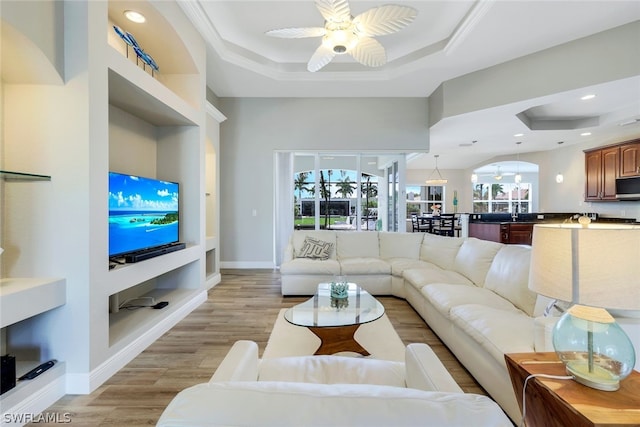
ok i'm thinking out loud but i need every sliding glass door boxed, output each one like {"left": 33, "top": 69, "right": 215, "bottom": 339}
{"left": 275, "top": 152, "right": 407, "bottom": 264}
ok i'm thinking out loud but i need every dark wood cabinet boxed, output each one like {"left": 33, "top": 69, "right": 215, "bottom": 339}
{"left": 469, "top": 222, "right": 533, "bottom": 245}
{"left": 619, "top": 140, "right": 640, "bottom": 177}
{"left": 468, "top": 222, "right": 501, "bottom": 243}
{"left": 503, "top": 223, "right": 533, "bottom": 245}
{"left": 584, "top": 146, "right": 618, "bottom": 201}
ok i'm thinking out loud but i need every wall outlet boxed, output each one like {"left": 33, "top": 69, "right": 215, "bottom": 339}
{"left": 252, "top": 209, "right": 257, "bottom": 217}
{"left": 537, "top": 214, "right": 544, "bottom": 220}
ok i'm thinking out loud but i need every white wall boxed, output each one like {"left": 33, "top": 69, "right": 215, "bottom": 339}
{"left": 218, "top": 97, "right": 429, "bottom": 267}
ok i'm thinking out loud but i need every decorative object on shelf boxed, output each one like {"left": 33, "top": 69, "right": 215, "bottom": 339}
{"left": 113, "top": 25, "right": 159, "bottom": 76}
{"left": 529, "top": 223, "right": 640, "bottom": 391}
{"left": 425, "top": 154, "right": 447, "bottom": 184}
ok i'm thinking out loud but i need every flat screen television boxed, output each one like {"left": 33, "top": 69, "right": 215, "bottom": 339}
{"left": 108, "top": 172, "right": 179, "bottom": 258}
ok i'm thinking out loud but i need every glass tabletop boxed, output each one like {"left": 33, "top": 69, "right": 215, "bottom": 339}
{"left": 284, "top": 283, "right": 384, "bottom": 327}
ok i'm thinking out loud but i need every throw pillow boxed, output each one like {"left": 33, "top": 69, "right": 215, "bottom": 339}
{"left": 299, "top": 236, "right": 334, "bottom": 260}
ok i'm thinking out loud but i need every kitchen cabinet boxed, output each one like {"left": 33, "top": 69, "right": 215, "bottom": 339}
{"left": 584, "top": 146, "right": 619, "bottom": 201}
{"left": 619, "top": 140, "right": 640, "bottom": 177}
{"left": 469, "top": 222, "right": 533, "bottom": 245}
{"left": 468, "top": 222, "right": 501, "bottom": 243}
{"left": 501, "top": 223, "right": 533, "bottom": 245}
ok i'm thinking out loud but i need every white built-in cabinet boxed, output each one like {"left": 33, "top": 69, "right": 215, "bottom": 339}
{"left": 1, "top": 0, "right": 222, "bottom": 422}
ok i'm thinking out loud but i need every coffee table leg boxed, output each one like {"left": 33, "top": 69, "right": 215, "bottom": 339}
{"left": 307, "top": 325, "right": 370, "bottom": 356}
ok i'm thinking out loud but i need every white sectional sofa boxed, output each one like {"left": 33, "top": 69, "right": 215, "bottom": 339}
{"left": 280, "top": 230, "right": 549, "bottom": 422}
{"left": 157, "top": 340, "right": 512, "bottom": 427}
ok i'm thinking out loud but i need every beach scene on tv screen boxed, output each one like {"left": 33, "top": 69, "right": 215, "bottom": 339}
{"left": 109, "top": 173, "right": 179, "bottom": 256}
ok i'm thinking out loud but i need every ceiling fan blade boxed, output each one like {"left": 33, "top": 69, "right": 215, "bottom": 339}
{"left": 353, "top": 5, "right": 418, "bottom": 36}
{"left": 307, "top": 44, "right": 336, "bottom": 72}
{"left": 265, "top": 27, "right": 326, "bottom": 38}
{"left": 349, "top": 37, "right": 386, "bottom": 67}
{"left": 314, "top": 0, "right": 351, "bottom": 24}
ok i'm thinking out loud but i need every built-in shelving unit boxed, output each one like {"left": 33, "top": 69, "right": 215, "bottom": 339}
{"left": 1, "top": 1, "right": 221, "bottom": 423}
{"left": 0, "top": 278, "right": 65, "bottom": 328}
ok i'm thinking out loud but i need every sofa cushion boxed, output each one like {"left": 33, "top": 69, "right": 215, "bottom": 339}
{"left": 279, "top": 258, "right": 341, "bottom": 275}
{"left": 292, "top": 231, "right": 337, "bottom": 260}
{"left": 484, "top": 245, "right": 537, "bottom": 316}
{"left": 387, "top": 258, "right": 436, "bottom": 277}
{"left": 453, "top": 238, "right": 503, "bottom": 287}
{"left": 340, "top": 257, "right": 391, "bottom": 275}
{"left": 449, "top": 304, "right": 534, "bottom": 363}
{"left": 379, "top": 232, "right": 424, "bottom": 259}
{"left": 402, "top": 268, "right": 473, "bottom": 292}
{"left": 157, "top": 382, "right": 513, "bottom": 427}
{"left": 420, "top": 233, "right": 464, "bottom": 270}
{"left": 258, "top": 355, "right": 405, "bottom": 387}
{"left": 299, "top": 236, "right": 334, "bottom": 260}
{"left": 337, "top": 232, "right": 380, "bottom": 259}
{"left": 422, "top": 284, "right": 520, "bottom": 319}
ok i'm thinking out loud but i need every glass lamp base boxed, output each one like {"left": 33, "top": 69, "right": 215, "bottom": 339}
{"left": 566, "top": 361, "right": 620, "bottom": 391}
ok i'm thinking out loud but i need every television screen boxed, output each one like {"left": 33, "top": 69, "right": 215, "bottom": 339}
{"left": 108, "top": 172, "right": 179, "bottom": 258}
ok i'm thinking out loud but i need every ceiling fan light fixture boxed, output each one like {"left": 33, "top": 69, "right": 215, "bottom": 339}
{"left": 323, "top": 28, "right": 359, "bottom": 54}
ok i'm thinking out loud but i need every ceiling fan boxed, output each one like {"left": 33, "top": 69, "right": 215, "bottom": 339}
{"left": 479, "top": 166, "right": 515, "bottom": 181}
{"left": 265, "top": 0, "right": 418, "bottom": 72}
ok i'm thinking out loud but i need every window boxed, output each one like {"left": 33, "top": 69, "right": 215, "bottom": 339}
{"left": 472, "top": 183, "right": 530, "bottom": 213}
{"left": 406, "top": 185, "right": 444, "bottom": 217}
{"left": 293, "top": 160, "right": 380, "bottom": 231}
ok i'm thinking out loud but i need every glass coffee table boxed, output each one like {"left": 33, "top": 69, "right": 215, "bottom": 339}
{"left": 284, "top": 282, "right": 385, "bottom": 356}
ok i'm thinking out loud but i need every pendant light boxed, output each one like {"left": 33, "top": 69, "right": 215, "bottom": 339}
{"left": 425, "top": 154, "right": 448, "bottom": 184}
{"left": 514, "top": 141, "right": 522, "bottom": 184}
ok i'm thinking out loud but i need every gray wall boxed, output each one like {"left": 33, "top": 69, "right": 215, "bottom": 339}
{"left": 218, "top": 97, "right": 429, "bottom": 267}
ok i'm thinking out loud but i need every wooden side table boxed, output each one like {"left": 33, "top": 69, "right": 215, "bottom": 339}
{"left": 505, "top": 352, "right": 640, "bottom": 427}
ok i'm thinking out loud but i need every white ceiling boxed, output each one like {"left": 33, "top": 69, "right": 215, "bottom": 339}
{"left": 177, "top": 0, "right": 640, "bottom": 172}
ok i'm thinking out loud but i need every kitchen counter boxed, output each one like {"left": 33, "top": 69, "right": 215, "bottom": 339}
{"left": 467, "top": 213, "right": 639, "bottom": 244}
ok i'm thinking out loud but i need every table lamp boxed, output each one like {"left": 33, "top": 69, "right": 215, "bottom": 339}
{"left": 528, "top": 222, "right": 640, "bottom": 391}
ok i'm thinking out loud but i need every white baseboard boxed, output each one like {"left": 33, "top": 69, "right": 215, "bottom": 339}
{"left": 206, "top": 272, "right": 222, "bottom": 289}
{"left": 220, "top": 261, "right": 275, "bottom": 269}
{"left": 65, "top": 290, "right": 207, "bottom": 395}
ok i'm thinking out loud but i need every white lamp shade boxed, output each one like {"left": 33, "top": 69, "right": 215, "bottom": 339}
{"left": 528, "top": 224, "right": 640, "bottom": 310}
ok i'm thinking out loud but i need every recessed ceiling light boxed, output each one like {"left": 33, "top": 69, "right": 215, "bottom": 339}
{"left": 124, "top": 10, "right": 146, "bottom": 23}
{"left": 514, "top": 133, "right": 524, "bottom": 137}
{"left": 581, "top": 132, "right": 592, "bottom": 136}
{"left": 581, "top": 94, "right": 596, "bottom": 100}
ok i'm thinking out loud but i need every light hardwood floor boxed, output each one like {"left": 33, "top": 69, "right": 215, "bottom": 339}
{"left": 31, "top": 269, "right": 486, "bottom": 426}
